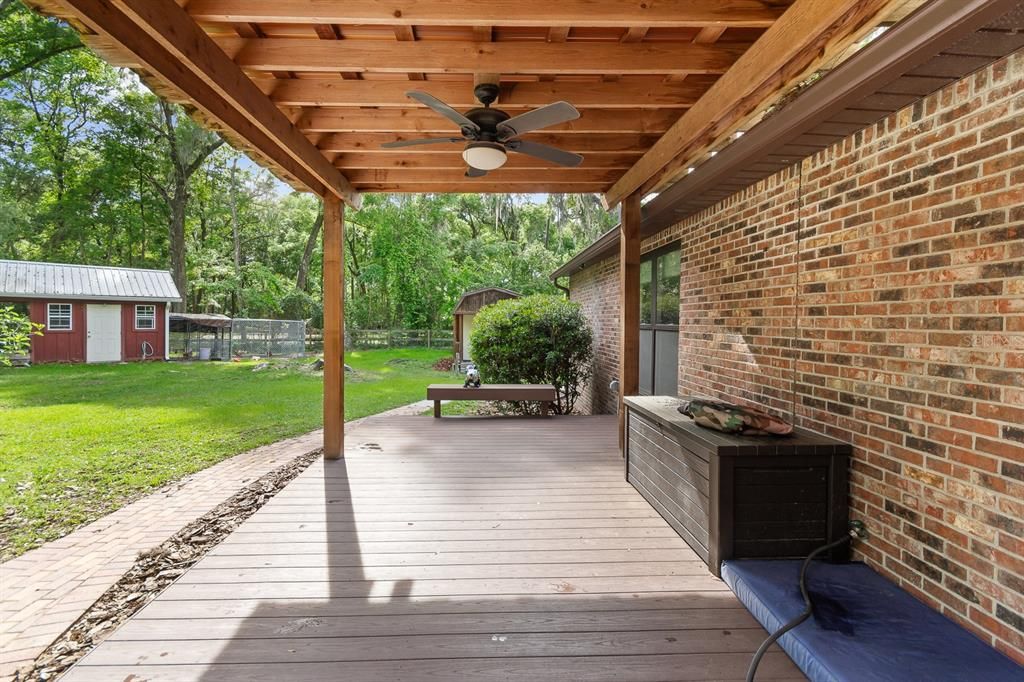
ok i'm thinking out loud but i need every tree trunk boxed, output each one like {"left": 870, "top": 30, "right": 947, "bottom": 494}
{"left": 229, "top": 160, "right": 241, "bottom": 314}
{"left": 168, "top": 187, "right": 188, "bottom": 312}
{"left": 296, "top": 204, "right": 324, "bottom": 291}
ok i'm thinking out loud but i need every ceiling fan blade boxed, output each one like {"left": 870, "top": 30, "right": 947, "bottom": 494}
{"left": 497, "top": 101, "right": 580, "bottom": 138}
{"left": 465, "top": 167, "right": 488, "bottom": 178}
{"left": 407, "top": 91, "right": 480, "bottom": 134}
{"left": 506, "top": 140, "right": 583, "bottom": 167}
{"left": 379, "top": 137, "right": 463, "bottom": 149}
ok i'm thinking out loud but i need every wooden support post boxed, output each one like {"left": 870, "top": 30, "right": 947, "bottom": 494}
{"left": 618, "top": 192, "right": 641, "bottom": 454}
{"left": 323, "top": 195, "right": 344, "bottom": 459}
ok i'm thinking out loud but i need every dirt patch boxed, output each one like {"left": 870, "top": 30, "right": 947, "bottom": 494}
{"left": 432, "top": 357, "right": 454, "bottom": 372}
{"left": 13, "top": 449, "right": 322, "bottom": 682}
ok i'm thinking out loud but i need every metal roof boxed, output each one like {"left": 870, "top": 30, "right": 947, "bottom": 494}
{"left": 0, "top": 260, "right": 182, "bottom": 302}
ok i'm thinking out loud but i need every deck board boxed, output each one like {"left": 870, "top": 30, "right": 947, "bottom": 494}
{"left": 62, "top": 416, "right": 803, "bottom": 681}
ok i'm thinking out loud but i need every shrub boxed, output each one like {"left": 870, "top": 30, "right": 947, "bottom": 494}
{"left": 470, "top": 294, "right": 593, "bottom": 414}
{"left": 0, "top": 305, "right": 41, "bottom": 365}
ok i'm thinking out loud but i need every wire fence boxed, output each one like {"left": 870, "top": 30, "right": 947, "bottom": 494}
{"left": 231, "top": 319, "right": 306, "bottom": 357}
{"left": 306, "top": 328, "right": 453, "bottom": 352}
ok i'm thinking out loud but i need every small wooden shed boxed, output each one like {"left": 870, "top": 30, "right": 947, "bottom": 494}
{"left": 452, "top": 287, "right": 519, "bottom": 363}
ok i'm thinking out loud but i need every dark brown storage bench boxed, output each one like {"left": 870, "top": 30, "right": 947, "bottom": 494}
{"left": 623, "top": 396, "right": 851, "bottom": 577}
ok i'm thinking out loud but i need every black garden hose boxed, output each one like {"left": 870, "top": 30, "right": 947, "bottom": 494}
{"left": 746, "top": 522, "right": 867, "bottom": 682}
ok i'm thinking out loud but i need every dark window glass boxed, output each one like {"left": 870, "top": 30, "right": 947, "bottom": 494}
{"left": 639, "top": 260, "right": 652, "bottom": 325}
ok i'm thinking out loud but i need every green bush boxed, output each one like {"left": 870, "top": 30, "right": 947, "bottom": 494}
{"left": 470, "top": 294, "right": 593, "bottom": 414}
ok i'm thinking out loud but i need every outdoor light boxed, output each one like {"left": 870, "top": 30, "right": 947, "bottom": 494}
{"left": 462, "top": 141, "right": 507, "bottom": 171}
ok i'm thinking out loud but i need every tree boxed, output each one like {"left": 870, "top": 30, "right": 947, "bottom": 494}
{"left": 0, "top": 1, "right": 83, "bottom": 83}
{"left": 470, "top": 295, "right": 594, "bottom": 414}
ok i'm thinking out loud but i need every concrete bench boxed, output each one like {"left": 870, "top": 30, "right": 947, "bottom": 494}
{"left": 427, "top": 384, "right": 557, "bottom": 418}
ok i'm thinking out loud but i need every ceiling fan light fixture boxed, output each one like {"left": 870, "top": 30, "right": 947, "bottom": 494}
{"left": 463, "top": 141, "right": 507, "bottom": 171}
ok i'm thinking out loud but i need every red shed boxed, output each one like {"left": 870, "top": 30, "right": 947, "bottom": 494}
{"left": 0, "top": 260, "right": 182, "bottom": 363}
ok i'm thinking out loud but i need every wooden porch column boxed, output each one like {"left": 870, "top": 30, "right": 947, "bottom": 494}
{"left": 323, "top": 194, "right": 345, "bottom": 459}
{"left": 618, "top": 192, "right": 641, "bottom": 453}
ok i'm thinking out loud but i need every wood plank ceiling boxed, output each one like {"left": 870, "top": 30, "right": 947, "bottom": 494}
{"left": 187, "top": 0, "right": 788, "bottom": 195}
{"left": 33, "top": 0, "right": 913, "bottom": 202}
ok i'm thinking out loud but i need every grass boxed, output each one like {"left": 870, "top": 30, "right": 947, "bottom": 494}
{"left": 0, "top": 348, "right": 452, "bottom": 559}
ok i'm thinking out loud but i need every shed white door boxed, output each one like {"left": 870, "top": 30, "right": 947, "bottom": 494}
{"left": 461, "top": 313, "right": 475, "bottom": 361}
{"left": 86, "top": 304, "right": 122, "bottom": 363}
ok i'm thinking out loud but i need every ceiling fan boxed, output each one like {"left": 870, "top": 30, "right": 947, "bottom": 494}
{"left": 380, "top": 83, "right": 584, "bottom": 177}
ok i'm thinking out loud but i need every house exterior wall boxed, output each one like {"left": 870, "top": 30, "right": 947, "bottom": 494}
{"left": 568, "top": 51, "right": 1024, "bottom": 661}
{"left": 568, "top": 255, "right": 620, "bottom": 415}
{"left": 24, "top": 299, "right": 167, "bottom": 363}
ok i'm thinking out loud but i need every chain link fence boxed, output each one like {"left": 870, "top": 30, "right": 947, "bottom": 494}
{"left": 230, "top": 318, "right": 306, "bottom": 357}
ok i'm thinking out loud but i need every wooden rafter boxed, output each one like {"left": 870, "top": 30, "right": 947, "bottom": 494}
{"left": 331, "top": 153, "right": 639, "bottom": 169}
{"left": 185, "top": 0, "right": 786, "bottom": 27}
{"left": 604, "top": 0, "right": 906, "bottom": 208}
{"left": 345, "top": 169, "right": 621, "bottom": 184}
{"left": 355, "top": 183, "right": 608, "bottom": 193}
{"left": 54, "top": 0, "right": 359, "bottom": 207}
{"left": 299, "top": 108, "right": 682, "bottom": 134}
{"left": 317, "top": 133, "right": 661, "bottom": 153}
{"left": 219, "top": 38, "right": 747, "bottom": 75}
{"left": 262, "top": 79, "right": 709, "bottom": 109}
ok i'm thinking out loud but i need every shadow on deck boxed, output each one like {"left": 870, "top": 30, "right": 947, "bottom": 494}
{"left": 62, "top": 415, "right": 803, "bottom": 681}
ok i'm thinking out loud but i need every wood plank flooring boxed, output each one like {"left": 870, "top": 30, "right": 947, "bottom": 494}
{"left": 62, "top": 416, "right": 804, "bottom": 681}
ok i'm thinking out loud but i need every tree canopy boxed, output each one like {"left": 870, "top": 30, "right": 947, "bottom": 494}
{"left": 0, "top": 1, "right": 617, "bottom": 328}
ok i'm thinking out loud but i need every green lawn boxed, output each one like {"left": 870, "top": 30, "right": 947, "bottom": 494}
{"left": 0, "top": 348, "right": 451, "bottom": 559}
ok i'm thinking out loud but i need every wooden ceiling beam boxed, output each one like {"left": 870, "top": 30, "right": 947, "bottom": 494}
{"left": 346, "top": 169, "right": 621, "bottom": 184}
{"left": 355, "top": 183, "right": 607, "bottom": 194}
{"left": 220, "top": 38, "right": 747, "bottom": 75}
{"left": 318, "top": 133, "right": 660, "bottom": 153}
{"left": 604, "top": 0, "right": 906, "bottom": 208}
{"left": 56, "top": 0, "right": 359, "bottom": 206}
{"left": 263, "top": 79, "right": 708, "bottom": 109}
{"left": 333, "top": 153, "right": 639, "bottom": 169}
{"left": 299, "top": 108, "right": 682, "bottom": 134}
{"left": 186, "top": 0, "right": 786, "bottom": 28}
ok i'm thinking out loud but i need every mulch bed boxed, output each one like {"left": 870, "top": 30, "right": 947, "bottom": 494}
{"left": 13, "top": 449, "right": 323, "bottom": 682}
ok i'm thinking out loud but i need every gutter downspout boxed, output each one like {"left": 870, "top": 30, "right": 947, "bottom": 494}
{"left": 553, "top": 276, "right": 570, "bottom": 299}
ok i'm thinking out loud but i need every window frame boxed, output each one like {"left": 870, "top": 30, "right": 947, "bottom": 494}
{"left": 638, "top": 242, "right": 681, "bottom": 397}
{"left": 134, "top": 304, "right": 157, "bottom": 331}
{"left": 46, "top": 303, "right": 73, "bottom": 331}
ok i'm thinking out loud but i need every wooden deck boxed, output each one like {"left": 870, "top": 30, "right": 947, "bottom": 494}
{"left": 62, "top": 415, "right": 803, "bottom": 681}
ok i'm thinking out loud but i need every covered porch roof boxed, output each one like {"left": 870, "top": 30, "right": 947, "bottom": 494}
{"left": 24, "top": 0, "right": 938, "bottom": 460}
{"left": 30, "top": 0, "right": 922, "bottom": 204}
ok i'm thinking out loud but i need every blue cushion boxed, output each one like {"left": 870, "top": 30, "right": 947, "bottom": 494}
{"left": 721, "top": 559, "right": 1024, "bottom": 682}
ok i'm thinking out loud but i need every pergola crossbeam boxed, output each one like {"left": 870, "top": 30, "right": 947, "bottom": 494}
{"left": 185, "top": 0, "right": 786, "bottom": 27}
{"left": 220, "top": 38, "right": 747, "bottom": 75}
{"left": 264, "top": 79, "right": 709, "bottom": 109}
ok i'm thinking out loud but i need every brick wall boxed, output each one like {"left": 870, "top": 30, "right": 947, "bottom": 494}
{"left": 568, "top": 51, "right": 1024, "bottom": 660}
{"left": 569, "top": 256, "right": 619, "bottom": 415}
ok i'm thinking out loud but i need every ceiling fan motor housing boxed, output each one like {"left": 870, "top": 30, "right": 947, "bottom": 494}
{"left": 464, "top": 107, "right": 511, "bottom": 141}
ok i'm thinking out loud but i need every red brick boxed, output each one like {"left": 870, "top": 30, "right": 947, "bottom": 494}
{"left": 569, "top": 52, "right": 1024, "bottom": 661}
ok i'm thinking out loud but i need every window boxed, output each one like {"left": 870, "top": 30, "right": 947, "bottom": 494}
{"left": 47, "top": 303, "right": 72, "bottom": 331}
{"left": 639, "top": 245, "right": 680, "bottom": 397}
{"left": 135, "top": 305, "right": 156, "bottom": 330}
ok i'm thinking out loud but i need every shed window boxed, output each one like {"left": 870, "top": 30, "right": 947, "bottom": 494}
{"left": 135, "top": 305, "right": 156, "bottom": 330}
{"left": 47, "top": 303, "right": 72, "bottom": 330}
